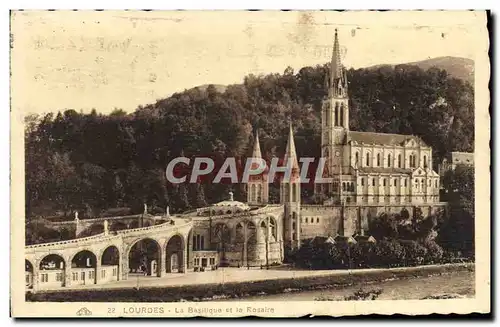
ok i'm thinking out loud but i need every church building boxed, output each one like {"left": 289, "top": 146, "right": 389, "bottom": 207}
{"left": 316, "top": 29, "right": 441, "bottom": 205}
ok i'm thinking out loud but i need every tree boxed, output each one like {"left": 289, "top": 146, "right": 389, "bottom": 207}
{"left": 438, "top": 165, "right": 474, "bottom": 254}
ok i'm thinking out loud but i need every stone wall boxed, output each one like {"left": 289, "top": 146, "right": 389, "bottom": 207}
{"left": 301, "top": 203, "right": 447, "bottom": 238}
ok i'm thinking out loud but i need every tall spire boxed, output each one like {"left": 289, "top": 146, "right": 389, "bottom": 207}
{"left": 284, "top": 122, "right": 299, "bottom": 170}
{"left": 252, "top": 129, "right": 262, "bottom": 158}
{"left": 328, "top": 28, "right": 348, "bottom": 98}
{"left": 331, "top": 28, "right": 342, "bottom": 81}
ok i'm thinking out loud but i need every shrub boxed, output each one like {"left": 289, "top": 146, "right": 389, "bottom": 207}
{"left": 401, "top": 240, "right": 428, "bottom": 266}
{"left": 424, "top": 241, "right": 444, "bottom": 264}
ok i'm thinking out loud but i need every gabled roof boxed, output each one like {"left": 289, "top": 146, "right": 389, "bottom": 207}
{"left": 348, "top": 131, "right": 425, "bottom": 147}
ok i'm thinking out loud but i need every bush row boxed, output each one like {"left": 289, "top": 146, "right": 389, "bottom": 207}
{"left": 292, "top": 239, "right": 473, "bottom": 270}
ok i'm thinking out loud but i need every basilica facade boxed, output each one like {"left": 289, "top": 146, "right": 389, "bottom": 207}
{"left": 317, "top": 29, "right": 440, "bottom": 205}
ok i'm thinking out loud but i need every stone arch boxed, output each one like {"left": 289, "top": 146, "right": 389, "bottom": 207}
{"left": 25, "top": 259, "right": 34, "bottom": 272}
{"left": 38, "top": 254, "right": 66, "bottom": 287}
{"left": 260, "top": 216, "right": 277, "bottom": 242}
{"left": 127, "top": 237, "right": 162, "bottom": 277}
{"left": 25, "top": 259, "right": 34, "bottom": 288}
{"left": 165, "top": 234, "right": 185, "bottom": 273}
{"left": 71, "top": 249, "right": 97, "bottom": 268}
{"left": 101, "top": 245, "right": 120, "bottom": 265}
{"left": 71, "top": 249, "right": 98, "bottom": 285}
{"left": 213, "top": 223, "right": 231, "bottom": 253}
{"left": 39, "top": 253, "right": 66, "bottom": 270}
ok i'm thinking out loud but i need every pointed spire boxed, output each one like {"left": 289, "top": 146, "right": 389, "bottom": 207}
{"left": 331, "top": 29, "right": 343, "bottom": 81}
{"left": 284, "top": 122, "right": 299, "bottom": 170}
{"left": 252, "top": 129, "right": 262, "bottom": 158}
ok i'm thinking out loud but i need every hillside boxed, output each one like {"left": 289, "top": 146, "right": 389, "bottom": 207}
{"left": 367, "top": 56, "right": 474, "bottom": 85}
{"left": 26, "top": 62, "right": 474, "bottom": 219}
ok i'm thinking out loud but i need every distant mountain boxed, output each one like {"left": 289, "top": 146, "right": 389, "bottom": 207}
{"left": 366, "top": 56, "right": 474, "bottom": 86}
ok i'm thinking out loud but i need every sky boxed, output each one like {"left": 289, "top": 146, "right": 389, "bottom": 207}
{"left": 11, "top": 10, "right": 485, "bottom": 115}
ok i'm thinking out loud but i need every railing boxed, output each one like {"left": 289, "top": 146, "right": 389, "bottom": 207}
{"left": 115, "top": 218, "right": 192, "bottom": 236}
{"left": 25, "top": 233, "right": 121, "bottom": 250}
{"left": 191, "top": 205, "right": 283, "bottom": 221}
{"left": 48, "top": 214, "right": 164, "bottom": 226}
{"left": 25, "top": 219, "right": 192, "bottom": 251}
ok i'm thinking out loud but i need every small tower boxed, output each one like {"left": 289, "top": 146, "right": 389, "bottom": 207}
{"left": 247, "top": 130, "right": 269, "bottom": 205}
{"left": 281, "top": 123, "right": 301, "bottom": 250}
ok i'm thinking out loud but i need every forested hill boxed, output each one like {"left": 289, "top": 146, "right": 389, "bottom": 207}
{"left": 25, "top": 63, "right": 474, "bottom": 219}
{"left": 366, "top": 56, "right": 475, "bottom": 86}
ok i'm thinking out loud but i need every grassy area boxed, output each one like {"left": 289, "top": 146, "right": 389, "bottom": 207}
{"left": 27, "top": 263, "right": 474, "bottom": 302}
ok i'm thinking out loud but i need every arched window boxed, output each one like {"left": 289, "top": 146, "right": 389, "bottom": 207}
{"left": 435, "top": 180, "right": 438, "bottom": 188}
{"left": 394, "top": 178, "right": 397, "bottom": 186}
{"left": 377, "top": 153, "right": 381, "bottom": 167}
{"left": 251, "top": 184, "right": 256, "bottom": 202}
{"left": 398, "top": 154, "right": 402, "bottom": 168}
{"left": 372, "top": 178, "right": 375, "bottom": 186}
{"left": 424, "top": 155, "right": 428, "bottom": 168}
{"left": 355, "top": 152, "right": 359, "bottom": 164}
{"left": 383, "top": 179, "right": 386, "bottom": 187}
{"left": 361, "top": 178, "right": 364, "bottom": 186}
{"left": 257, "top": 184, "right": 262, "bottom": 202}
{"left": 317, "top": 218, "right": 320, "bottom": 223}
{"left": 305, "top": 218, "right": 308, "bottom": 223}
{"left": 342, "top": 182, "right": 346, "bottom": 191}
{"left": 388, "top": 154, "right": 391, "bottom": 167}
{"left": 334, "top": 103, "right": 339, "bottom": 126}
{"left": 366, "top": 153, "right": 370, "bottom": 166}
{"left": 292, "top": 183, "right": 297, "bottom": 202}
{"left": 340, "top": 103, "right": 344, "bottom": 127}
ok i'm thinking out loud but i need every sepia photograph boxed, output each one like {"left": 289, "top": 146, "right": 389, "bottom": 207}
{"left": 10, "top": 10, "right": 490, "bottom": 317}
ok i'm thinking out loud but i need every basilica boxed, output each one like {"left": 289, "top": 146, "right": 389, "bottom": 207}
{"left": 25, "top": 30, "right": 445, "bottom": 291}
{"left": 180, "top": 29, "right": 444, "bottom": 268}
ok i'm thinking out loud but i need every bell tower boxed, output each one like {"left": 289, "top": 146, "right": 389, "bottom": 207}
{"left": 318, "top": 29, "right": 349, "bottom": 199}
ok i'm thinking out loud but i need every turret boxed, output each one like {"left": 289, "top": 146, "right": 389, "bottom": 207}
{"left": 281, "top": 123, "right": 301, "bottom": 250}
{"left": 247, "top": 129, "right": 269, "bottom": 205}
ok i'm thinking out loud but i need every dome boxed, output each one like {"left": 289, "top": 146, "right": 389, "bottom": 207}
{"left": 212, "top": 200, "right": 250, "bottom": 212}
